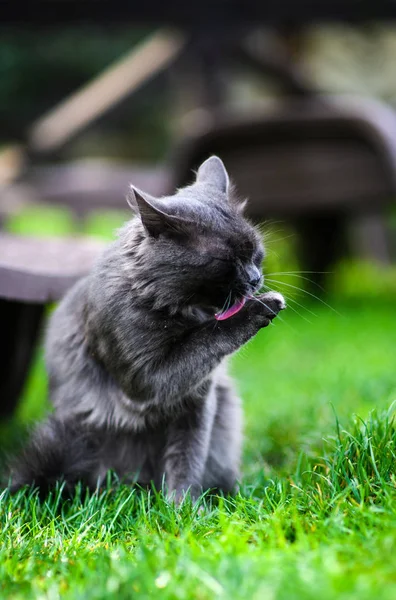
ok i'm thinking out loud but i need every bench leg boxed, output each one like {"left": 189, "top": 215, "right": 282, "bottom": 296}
{"left": 293, "top": 215, "right": 346, "bottom": 291}
{"left": 349, "top": 212, "right": 392, "bottom": 264}
{"left": 0, "top": 299, "right": 45, "bottom": 419}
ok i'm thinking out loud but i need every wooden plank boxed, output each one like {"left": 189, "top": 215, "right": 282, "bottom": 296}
{"left": 172, "top": 97, "right": 396, "bottom": 217}
{"left": 221, "top": 145, "right": 391, "bottom": 217}
{"left": 0, "top": 234, "right": 105, "bottom": 302}
{"left": 0, "top": 233, "right": 105, "bottom": 418}
{"left": 29, "top": 162, "right": 172, "bottom": 212}
{"left": 29, "top": 30, "right": 185, "bottom": 154}
{"left": 0, "top": 162, "right": 172, "bottom": 219}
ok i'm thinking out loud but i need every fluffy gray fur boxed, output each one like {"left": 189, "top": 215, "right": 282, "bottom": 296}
{"left": 9, "top": 156, "right": 285, "bottom": 500}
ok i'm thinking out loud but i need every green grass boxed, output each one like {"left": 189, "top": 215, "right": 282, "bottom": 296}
{"left": 1, "top": 208, "right": 396, "bottom": 599}
{"left": 1, "top": 300, "right": 395, "bottom": 599}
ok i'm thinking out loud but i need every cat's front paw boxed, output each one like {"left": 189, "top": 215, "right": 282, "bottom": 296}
{"left": 247, "top": 291, "right": 286, "bottom": 328}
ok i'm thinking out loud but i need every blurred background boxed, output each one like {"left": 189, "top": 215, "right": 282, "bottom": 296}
{"left": 0, "top": 3, "right": 396, "bottom": 461}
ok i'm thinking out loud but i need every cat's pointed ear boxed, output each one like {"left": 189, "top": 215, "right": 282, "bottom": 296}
{"left": 127, "top": 185, "right": 189, "bottom": 238}
{"left": 127, "top": 185, "right": 157, "bottom": 214}
{"left": 196, "top": 156, "right": 229, "bottom": 194}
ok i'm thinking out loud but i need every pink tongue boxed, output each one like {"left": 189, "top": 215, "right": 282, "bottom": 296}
{"left": 215, "top": 297, "right": 246, "bottom": 321}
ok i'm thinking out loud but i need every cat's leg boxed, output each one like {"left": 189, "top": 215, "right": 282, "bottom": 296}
{"left": 162, "top": 385, "right": 218, "bottom": 502}
{"left": 202, "top": 375, "right": 242, "bottom": 494}
{"left": 8, "top": 416, "right": 103, "bottom": 495}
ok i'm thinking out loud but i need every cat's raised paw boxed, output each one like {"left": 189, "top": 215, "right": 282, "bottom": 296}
{"left": 258, "top": 291, "right": 286, "bottom": 316}
{"left": 250, "top": 291, "right": 286, "bottom": 326}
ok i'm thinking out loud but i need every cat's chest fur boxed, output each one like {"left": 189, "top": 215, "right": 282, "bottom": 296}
{"left": 96, "top": 372, "right": 219, "bottom": 432}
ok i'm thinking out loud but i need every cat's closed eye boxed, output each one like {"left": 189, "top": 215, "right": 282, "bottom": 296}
{"left": 253, "top": 248, "right": 264, "bottom": 267}
{"left": 211, "top": 255, "right": 233, "bottom": 264}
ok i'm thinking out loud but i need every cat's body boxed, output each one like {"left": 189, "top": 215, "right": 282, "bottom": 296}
{"left": 41, "top": 275, "right": 242, "bottom": 496}
{"left": 10, "top": 157, "right": 285, "bottom": 499}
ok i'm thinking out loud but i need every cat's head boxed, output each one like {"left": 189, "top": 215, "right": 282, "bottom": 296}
{"left": 122, "top": 156, "right": 264, "bottom": 318}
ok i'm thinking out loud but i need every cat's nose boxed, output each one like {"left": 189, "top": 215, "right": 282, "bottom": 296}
{"left": 247, "top": 265, "right": 262, "bottom": 288}
{"left": 249, "top": 275, "right": 261, "bottom": 287}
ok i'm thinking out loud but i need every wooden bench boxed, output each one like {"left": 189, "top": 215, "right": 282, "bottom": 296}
{"left": 0, "top": 161, "right": 171, "bottom": 419}
{"left": 172, "top": 96, "right": 396, "bottom": 283}
{"left": 0, "top": 234, "right": 105, "bottom": 418}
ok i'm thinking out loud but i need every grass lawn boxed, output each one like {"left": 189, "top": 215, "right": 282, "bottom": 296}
{"left": 1, "top": 207, "right": 396, "bottom": 599}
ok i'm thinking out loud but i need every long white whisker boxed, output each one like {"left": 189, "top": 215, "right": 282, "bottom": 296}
{"left": 262, "top": 283, "right": 318, "bottom": 318}
{"left": 248, "top": 294, "right": 284, "bottom": 322}
{"left": 284, "top": 295, "right": 317, "bottom": 319}
{"left": 265, "top": 272, "right": 330, "bottom": 291}
{"left": 220, "top": 291, "right": 232, "bottom": 314}
{"left": 282, "top": 299, "right": 312, "bottom": 324}
{"left": 248, "top": 296, "right": 276, "bottom": 326}
{"left": 249, "top": 295, "right": 297, "bottom": 332}
{"left": 264, "top": 233, "right": 297, "bottom": 245}
{"left": 266, "top": 270, "right": 332, "bottom": 275}
{"left": 260, "top": 284, "right": 312, "bottom": 324}
{"left": 265, "top": 278, "right": 341, "bottom": 315}
{"left": 211, "top": 291, "right": 232, "bottom": 332}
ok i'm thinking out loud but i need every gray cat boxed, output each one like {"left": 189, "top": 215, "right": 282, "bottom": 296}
{"left": 9, "top": 156, "right": 285, "bottom": 500}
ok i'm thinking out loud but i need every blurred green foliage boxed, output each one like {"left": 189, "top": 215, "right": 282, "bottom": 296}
{"left": 0, "top": 27, "right": 171, "bottom": 159}
{"left": 84, "top": 210, "right": 130, "bottom": 240}
{"left": 0, "top": 28, "right": 139, "bottom": 130}
{"left": 6, "top": 205, "right": 76, "bottom": 237}
{"left": 330, "top": 259, "right": 396, "bottom": 301}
